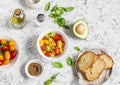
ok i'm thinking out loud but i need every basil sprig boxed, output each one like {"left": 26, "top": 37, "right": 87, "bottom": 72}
{"left": 45, "top": 2, "right": 74, "bottom": 29}
{"left": 44, "top": 73, "right": 59, "bottom": 85}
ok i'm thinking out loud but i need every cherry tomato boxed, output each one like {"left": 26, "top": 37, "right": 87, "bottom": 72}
{"left": 10, "top": 51, "right": 17, "bottom": 60}
{"left": 1, "top": 45, "right": 9, "bottom": 51}
{"left": 0, "top": 54, "right": 4, "bottom": 61}
{"left": 54, "top": 34, "right": 62, "bottom": 41}
{"left": 9, "top": 40, "right": 16, "bottom": 46}
{"left": 45, "top": 52, "right": 51, "bottom": 57}
{"left": 4, "top": 51, "right": 10, "bottom": 60}
{"left": 0, "top": 61, "right": 3, "bottom": 66}
{"left": 9, "top": 45, "right": 16, "bottom": 51}
{"left": 3, "top": 60, "right": 10, "bottom": 65}
{"left": 1, "top": 39, "right": 7, "bottom": 45}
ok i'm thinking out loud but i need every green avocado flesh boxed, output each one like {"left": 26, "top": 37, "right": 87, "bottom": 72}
{"left": 73, "top": 20, "right": 88, "bottom": 40}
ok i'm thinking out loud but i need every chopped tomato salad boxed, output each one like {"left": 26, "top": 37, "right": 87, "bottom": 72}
{"left": 39, "top": 32, "right": 65, "bottom": 57}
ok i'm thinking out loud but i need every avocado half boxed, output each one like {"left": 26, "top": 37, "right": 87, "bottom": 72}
{"left": 73, "top": 20, "right": 88, "bottom": 40}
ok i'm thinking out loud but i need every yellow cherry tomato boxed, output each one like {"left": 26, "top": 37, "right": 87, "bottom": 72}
{"left": 9, "top": 40, "right": 16, "bottom": 46}
{"left": 3, "top": 60, "right": 10, "bottom": 65}
{"left": 9, "top": 45, "right": 16, "bottom": 51}
{"left": 0, "top": 54, "right": 4, "bottom": 61}
{"left": 44, "top": 39, "right": 49, "bottom": 44}
{"left": 49, "top": 42, "right": 56, "bottom": 47}
{"left": 4, "top": 51, "right": 10, "bottom": 60}
{"left": 1, "top": 39, "right": 7, "bottom": 44}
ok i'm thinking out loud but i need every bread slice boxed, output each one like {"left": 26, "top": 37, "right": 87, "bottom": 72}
{"left": 85, "top": 58, "right": 106, "bottom": 81}
{"left": 77, "top": 51, "right": 97, "bottom": 73}
{"left": 98, "top": 54, "right": 114, "bottom": 69}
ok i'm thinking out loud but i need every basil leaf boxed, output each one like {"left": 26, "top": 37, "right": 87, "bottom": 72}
{"left": 66, "top": 57, "right": 75, "bottom": 66}
{"left": 62, "top": 25, "right": 69, "bottom": 29}
{"left": 51, "top": 73, "right": 59, "bottom": 80}
{"left": 55, "top": 17, "right": 66, "bottom": 26}
{"left": 65, "top": 7, "right": 74, "bottom": 12}
{"left": 56, "top": 7, "right": 65, "bottom": 15}
{"left": 44, "top": 73, "right": 59, "bottom": 85}
{"left": 45, "top": 2, "right": 51, "bottom": 11}
{"left": 53, "top": 62, "right": 63, "bottom": 68}
{"left": 44, "top": 80, "right": 53, "bottom": 85}
{"left": 74, "top": 46, "right": 80, "bottom": 51}
{"left": 49, "top": 13, "right": 61, "bottom": 18}
{"left": 51, "top": 5, "right": 58, "bottom": 11}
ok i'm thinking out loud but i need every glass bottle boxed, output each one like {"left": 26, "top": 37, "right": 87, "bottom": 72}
{"left": 11, "top": 8, "right": 26, "bottom": 29}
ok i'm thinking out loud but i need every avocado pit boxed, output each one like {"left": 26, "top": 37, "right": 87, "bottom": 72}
{"left": 76, "top": 24, "right": 85, "bottom": 35}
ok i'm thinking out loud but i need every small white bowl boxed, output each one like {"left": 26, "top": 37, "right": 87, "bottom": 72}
{"left": 0, "top": 34, "right": 19, "bottom": 71}
{"left": 37, "top": 29, "right": 69, "bottom": 61}
{"left": 25, "top": 59, "right": 44, "bottom": 78}
{"left": 25, "top": 0, "right": 41, "bottom": 9}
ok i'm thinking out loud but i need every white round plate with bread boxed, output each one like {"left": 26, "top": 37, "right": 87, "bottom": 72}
{"left": 75, "top": 48, "right": 114, "bottom": 85}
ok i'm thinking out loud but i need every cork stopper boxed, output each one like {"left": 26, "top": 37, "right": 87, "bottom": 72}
{"left": 14, "top": 9, "right": 21, "bottom": 15}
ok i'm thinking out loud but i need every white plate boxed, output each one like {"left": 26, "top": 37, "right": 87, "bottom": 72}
{"left": 75, "top": 48, "right": 112, "bottom": 85}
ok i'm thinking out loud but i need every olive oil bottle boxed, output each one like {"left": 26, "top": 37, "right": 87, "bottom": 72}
{"left": 11, "top": 9, "right": 26, "bottom": 29}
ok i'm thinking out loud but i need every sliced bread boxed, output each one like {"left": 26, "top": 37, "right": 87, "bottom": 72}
{"left": 98, "top": 54, "right": 114, "bottom": 69}
{"left": 77, "top": 51, "right": 97, "bottom": 73}
{"left": 85, "top": 58, "right": 106, "bottom": 81}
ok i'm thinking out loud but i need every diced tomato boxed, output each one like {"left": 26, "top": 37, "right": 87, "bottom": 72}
{"left": 62, "top": 41, "right": 65, "bottom": 46}
{"left": 0, "top": 61, "right": 3, "bottom": 66}
{"left": 54, "top": 34, "right": 62, "bottom": 41}
{"left": 55, "top": 47, "right": 60, "bottom": 55}
{"left": 41, "top": 44, "right": 46, "bottom": 50}
{"left": 45, "top": 52, "right": 51, "bottom": 57}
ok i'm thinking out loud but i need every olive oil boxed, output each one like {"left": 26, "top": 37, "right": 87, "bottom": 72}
{"left": 11, "top": 9, "right": 26, "bottom": 29}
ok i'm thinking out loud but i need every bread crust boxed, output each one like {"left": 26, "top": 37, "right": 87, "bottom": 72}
{"left": 77, "top": 51, "right": 97, "bottom": 73}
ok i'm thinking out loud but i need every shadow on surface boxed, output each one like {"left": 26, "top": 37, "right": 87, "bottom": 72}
{"left": 20, "top": 63, "right": 28, "bottom": 78}
{"left": 25, "top": 34, "right": 40, "bottom": 59}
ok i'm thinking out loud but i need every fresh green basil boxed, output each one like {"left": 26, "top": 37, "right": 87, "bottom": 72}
{"left": 51, "top": 5, "right": 58, "bottom": 12}
{"left": 53, "top": 62, "right": 63, "bottom": 68}
{"left": 66, "top": 57, "right": 75, "bottom": 66}
{"left": 74, "top": 46, "right": 80, "bottom": 51}
{"left": 44, "top": 73, "right": 59, "bottom": 85}
{"left": 65, "top": 7, "right": 74, "bottom": 12}
{"left": 45, "top": 2, "right": 51, "bottom": 11}
{"left": 46, "top": 3, "right": 74, "bottom": 29}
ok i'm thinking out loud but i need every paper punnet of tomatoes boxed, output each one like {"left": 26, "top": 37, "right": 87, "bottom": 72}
{"left": 0, "top": 39, "right": 18, "bottom": 66}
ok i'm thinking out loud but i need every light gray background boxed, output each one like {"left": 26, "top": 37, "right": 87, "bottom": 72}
{"left": 0, "top": 0, "right": 120, "bottom": 85}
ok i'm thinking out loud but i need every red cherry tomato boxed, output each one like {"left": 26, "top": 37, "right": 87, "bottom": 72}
{"left": 1, "top": 45, "right": 9, "bottom": 51}
{"left": 0, "top": 61, "right": 3, "bottom": 66}
{"left": 54, "top": 34, "right": 62, "bottom": 41}
{"left": 45, "top": 52, "right": 51, "bottom": 57}
{"left": 10, "top": 51, "right": 17, "bottom": 60}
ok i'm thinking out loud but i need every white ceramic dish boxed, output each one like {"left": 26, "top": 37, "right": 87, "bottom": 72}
{"left": 25, "top": 59, "right": 44, "bottom": 78}
{"left": 37, "top": 29, "right": 69, "bottom": 61}
{"left": 75, "top": 48, "right": 113, "bottom": 85}
{"left": 0, "top": 34, "right": 19, "bottom": 71}
{"left": 25, "top": 0, "right": 41, "bottom": 8}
